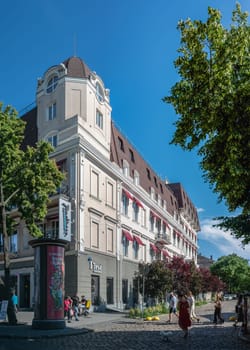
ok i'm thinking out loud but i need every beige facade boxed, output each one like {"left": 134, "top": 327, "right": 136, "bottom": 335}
{"left": 0, "top": 57, "right": 200, "bottom": 310}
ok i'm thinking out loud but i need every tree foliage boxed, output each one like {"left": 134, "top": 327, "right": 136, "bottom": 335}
{"left": 163, "top": 4, "right": 250, "bottom": 243}
{"left": 0, "top": 102, "right": 64, "bottom": 323}
{"left": 210, "top": 253, "right": 250, "bottom": 292}
{"left": 136, "top": 256, "right": 224, "bottom": 302}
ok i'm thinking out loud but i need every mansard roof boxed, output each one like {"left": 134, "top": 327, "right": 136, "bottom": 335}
{"left": 110, "top": 122, "right": 178, "bottom": 217}
{"left": 110, "top": 121, "right": 200, "bottom": 230}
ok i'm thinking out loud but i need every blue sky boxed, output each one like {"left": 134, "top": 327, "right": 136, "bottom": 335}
{"left": 0, "top": 0, "right": 249, "bottom": 261}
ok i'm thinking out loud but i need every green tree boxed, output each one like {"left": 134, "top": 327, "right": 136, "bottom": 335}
{"left": 136, "top": 261, "right": 172, "bottom": 302}
{"left": 0, "top": 103, "right": 64, "bottom": 324}
{"left": 163, "top": 4, "right": 250, "bottom": 243}
{"left": 210, "top": 254, "right": 249, "bottom": 293}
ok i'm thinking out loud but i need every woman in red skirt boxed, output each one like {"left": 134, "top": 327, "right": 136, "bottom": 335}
{"left": 178, "top": 293, "right": 192, "bottom": 338}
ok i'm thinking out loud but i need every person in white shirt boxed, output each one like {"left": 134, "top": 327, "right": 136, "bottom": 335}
{"left": 187, "top": 290, "right": 200, "bottom": 322}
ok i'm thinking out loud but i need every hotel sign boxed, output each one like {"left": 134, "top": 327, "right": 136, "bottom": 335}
{"left": 59, "top": 197, "right": 71, "bottom": 241}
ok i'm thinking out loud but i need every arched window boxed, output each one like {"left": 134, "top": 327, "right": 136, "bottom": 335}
{"left": 47, "top": 75, "right": 58, "bottom": 93}
{"left": 96, "top": 82, "right": 104, "bottom": 102}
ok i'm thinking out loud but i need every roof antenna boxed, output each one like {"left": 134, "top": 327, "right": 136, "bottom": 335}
{"left": 73, "top": 33, "right": 77, "bottom": 57}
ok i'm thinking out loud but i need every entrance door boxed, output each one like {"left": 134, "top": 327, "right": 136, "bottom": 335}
{"left": 106, "top": 277, "right": 113, "bottom": 304}
{"left": 91, "top": 275, "right": 100, "bottom": 305}
{"left": 19, "top": 274, "right": 30, "bottom": 308}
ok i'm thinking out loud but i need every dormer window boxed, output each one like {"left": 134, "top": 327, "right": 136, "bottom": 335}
{"left": 129, "top": 149, "right": 135, "bottom": 163}
{"left": 47, "top": 75, "right": 58, "bottom": 93}
{"left": 118, "top": 137, "right": 124, "bottom": 152}
{"left": 96, "top": 82, "right": 104, "bottom": 102}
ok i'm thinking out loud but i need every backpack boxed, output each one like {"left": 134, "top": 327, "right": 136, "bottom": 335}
{"left": 85, "top": 300, "right": 91, "bottom": 309}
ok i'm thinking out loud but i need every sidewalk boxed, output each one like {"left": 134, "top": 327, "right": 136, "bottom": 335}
{"left": 0, "top": 311, "right": 126, "bottom": 339}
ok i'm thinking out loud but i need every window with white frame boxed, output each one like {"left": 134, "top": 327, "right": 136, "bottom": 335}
{"left": 150, "top": 215, "right": 154, "bottom": 232}
{"left": 140, "top": 208, "right": 146, "bottom": 227}
{"left": 47, "top": 134, "right": 58, "bottom": 147}
{"left": 122, "top": 236, "right": 129, "bottom": 257}
{"left": 133, "top": 170, "right": 140, "bottom": 186}
{"left": 48, "top": 103, "right": 56, "bottom": 120}
{"left": 132, "top": 201, "right": 139, "bottom": 222}
{"left": 91, "top": 221, "right": 99, "bottom": 248}
{"left": 133, "top": 240, "right": 139, "bottom": 259}
{"left": 90, "top": 169, "right": 99, "bottom": 199}
{"left": 121, "top": 192, "right": 129, "bottom": 216}
{"left": 122, "top": 159, "right": 129, "bottom": 177}
{"left": 107, "top": 227, "right": 114, "bottom": 252}
{"left": 47, "top": 75, "right": 58, "bottom": 93}
{"left": 96, "top": 82, "right": 104, "bottom": 102}
{"left": 0, "top": 232, "right": 18, "bottom": 253}
{"left": 96, "top": 109, "right": 103, "bottom": 129}
{"left": 106, "top": 181, "right": 114, "bottom": 207}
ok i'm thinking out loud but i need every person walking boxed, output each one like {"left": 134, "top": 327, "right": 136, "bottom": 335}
{"left": 187, "top": 290, "right": 200, "bottom": 322}
{"left": 177, "top": 293, "right": 191, "bottom": 338}
{"left": 71, "top": 295, "right": 80, "bottom": 321}
{"left": 167, "top": 292, "right": 178, "bottom": 323}
{"left": 213, "top": 291, "right": 224, "bottom": 324}
{"left": 233, "top": 294, "right": 244, "bottom": 328}
{"left": 64, "top": 296, "right": 72, "bottom": 323}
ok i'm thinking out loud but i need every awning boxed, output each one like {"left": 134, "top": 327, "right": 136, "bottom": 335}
{"left": 163, "top": 220, "right": 170, "bottom": 229}
{"left": 162, "top": 250, "right": 170, "bottom": 257}
{"left": 133, "top": 235, "right": 144, "bottom": 246}
{"left": 133, "top": 197, "right": 144, "bottom": 209}
{"left": 122, "top": 189, "right": 134, "bottom": 200}
{"left": 122, "top": 230, "right": 133, "bottom": 241}
{"left": 150, "top": 211, "right": 161, "bottom": 221}
{"left": 150, "top": 243, "right": 159, "bottom": 253}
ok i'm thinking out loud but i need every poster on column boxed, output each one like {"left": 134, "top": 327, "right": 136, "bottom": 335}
{"left": 47, "top": 245, "right": 64, "bottom": 319}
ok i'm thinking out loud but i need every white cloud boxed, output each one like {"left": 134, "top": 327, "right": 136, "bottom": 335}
{"left": 196, "top": 207, "right": 205, "bottom": 213}
{"left": 199, "top": 218, "right": 250, "bottom": 260}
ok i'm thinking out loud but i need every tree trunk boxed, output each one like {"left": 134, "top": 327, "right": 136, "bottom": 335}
{"left": 1, "top": 184, "right": 17, "bottom": 325}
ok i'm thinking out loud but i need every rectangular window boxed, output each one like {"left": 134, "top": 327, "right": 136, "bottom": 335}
{"left": 96, "top": 110, "right": 103, "bottom": 129}
{"left": 48, "top": 103, "right": 56, "bottom": 120}
{"left": 122, "top": 279, "right": 128, "bottom": 304}
{"left": 106, "top": 277, "right": 114, "bottom": 304}
{"left": 122, "top": 236, "right": 129, "bottom": 257}
{"left": 141, "top": 208, "right": 146, "bottom": 227}
{"left": 106, "top": 181, "right": 114, "bottom": 207}
{"left": 132, "top": 202, "right": 139, "bottom": 222}
{"left": 91, "top": 169, "right": 99, "bottom": 199}
{"left": 48, "top": 135, "right": 57, "bottom": 147}
{"left": 91, "top": 221, "right": 99, "bottom": 248}
{"left": 107, "top": 227, "right": 113, "bottom": 252}
{"left": 122, "top": 193, "right": 129, "bottom": 216}
{"left": 133, "top": 240, "right": 139, "bottom": 259}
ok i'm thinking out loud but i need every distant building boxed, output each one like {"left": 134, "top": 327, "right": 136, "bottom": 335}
{"left": 0, "top": 57, "right": 200, "bottom": 309}
{"left": 197, "top": 253, "right": 214, "bottom": 269}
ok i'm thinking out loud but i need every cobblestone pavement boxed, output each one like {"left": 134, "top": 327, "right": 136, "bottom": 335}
{"left": 0, "top": 300, "right": 248, "bottom": 350}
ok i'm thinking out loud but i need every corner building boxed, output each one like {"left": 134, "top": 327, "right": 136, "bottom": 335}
{"left": 0, "top": 57, "right": 200, "bottom": 309}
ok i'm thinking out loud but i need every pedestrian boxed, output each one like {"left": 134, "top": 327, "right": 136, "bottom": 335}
{"left": 233, "top": 294, "right": 244, "bottom": 327}
{"left": 64, "top": 296, "right": 72, "bottom": 323}
{"left": 177, "top": 293, "right": 191, "bottom": 338}
{"left": 167, "top": 292, "right": 178, "bottom": 323}
{"left": 11, "top": 290, "right": 18, "bottom": 313}
{"left": 213, "top": 291, "right": 224, "bottom": 324}
{"left": 71, "top": 295, "right": 80, "bottom": 321}
{"left": 187, "top": 290, "right": 200, "bottom": 322}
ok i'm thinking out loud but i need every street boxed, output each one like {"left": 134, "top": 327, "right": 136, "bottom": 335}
{"left": 0, "top": 300, "right": 248, "bottom": 350}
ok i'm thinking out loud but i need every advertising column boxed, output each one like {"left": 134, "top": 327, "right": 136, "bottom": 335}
{"left": 30, "top": 239, "right": 67, "bottom": 329}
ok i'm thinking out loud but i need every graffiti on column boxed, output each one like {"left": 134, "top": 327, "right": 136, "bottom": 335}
{"left": 47, "top": 246, "right": 64, "bottom": 319}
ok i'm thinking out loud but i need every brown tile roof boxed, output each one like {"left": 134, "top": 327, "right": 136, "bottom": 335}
{"left": 63, "top": 56, "right": 92, "bottom": 79}
{"left": 110, "top": 121, "right": 179, "bottom": 217}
